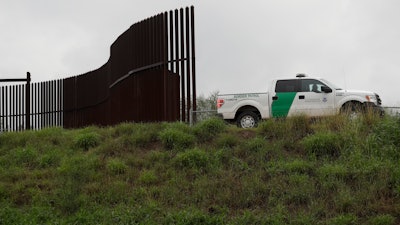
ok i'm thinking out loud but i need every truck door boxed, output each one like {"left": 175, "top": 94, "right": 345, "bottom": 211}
{"left": 293, "top": 79, "right": 335, "bottom": 116}
{"left": 271, "top": 79, "right": 299, "bottom": 117}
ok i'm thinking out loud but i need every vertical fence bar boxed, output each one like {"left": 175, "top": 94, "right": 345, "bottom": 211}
{"left": 19, "top": 84, "right": 22, "bottom": 130}
{"left": 56, "top": 80, "right": 59, "bottom": 126}
{"left": 30, "top": 82, "right": 33, "bottom": 130}
{"left": 0, "top": 86, "right": 2, "bottom": 132}
{"left": 50, "top": 80, "right": 54, "bottom": 127}
{"left": 17, "top": 84, "right": 20, "bottom": 131}
{"left": 4, "top": 86, "right": 7, "bottom": 131}
{"left": 175, "top": 9, "right": 179, "bottom": 81}
{"left": 44, "top": 81, "right": 47, "bottom": 128}
{"left": 13, "top": 85, "right": 16, "bottom": 131}
{"left": 180, "top": 8, "right": 185, "bottom": 122}
{"left": 14, "top": 85, "right": 16, "bottom": 131}
{"left": 26, "top": 72, "right": 31, "bottom": 130}
{"left": 59, "top": 79, "right": 63, "bottom": 127}
{"left": 46, "top": 81, "right": 50, "bottom": 128}
{"left": 5, "top": 86, "right": 8, "bottom": 131}
{"left": 163, "top": 12, "right": 168, "bottom": 121}
{"left": 185, "top": 7, "right": 191, "bottom": 122}
{"left": 191, "top": 6, "right": 197, "bottom": 122}
{"left": 32, "top": 83, "right": 35, "bottom": 130}
{"left": 41, "top": 82, "right": 45, "bottom": 129}
{"left": 46, "top": 81, "right": 49, "bottom": 128}
{"left": 174, "top": 9, "right": 180, "bottom": 120}
{"left": 36, "top": 82, "right": 38, "bottom": 130}
{"left": 20, "top": 84, "right": 22, "bottom": 130}
{"left": 9, "top": 86, "right": 12, "bottom": 131}
{"left": 169, "top": 10, "right": 174, "bottom": 72}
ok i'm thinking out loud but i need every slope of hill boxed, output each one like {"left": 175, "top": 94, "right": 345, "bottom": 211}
{"left": 0, "top": 114, "right": 399, "bottom": 224}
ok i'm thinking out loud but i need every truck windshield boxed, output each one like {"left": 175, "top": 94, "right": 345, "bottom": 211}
{"left": 320, "top": 79, "right": 343, "bottom": 90}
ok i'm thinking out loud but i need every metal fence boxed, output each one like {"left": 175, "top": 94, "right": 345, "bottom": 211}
{"left": 0, "top": 6, "right": 196, "bottom": 132}
{"left": 384, "top": 107, "right": 400, "bottom": 117}
{"left": 0, "top": 75, "right": 63, "bottom": 132}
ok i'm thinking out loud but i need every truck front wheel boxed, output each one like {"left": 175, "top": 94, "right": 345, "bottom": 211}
{"left": 237, "top": 111, "right": 259, "bottom": 128}
{"left": 341, "top": 102, "right": 363, "bottom": 119}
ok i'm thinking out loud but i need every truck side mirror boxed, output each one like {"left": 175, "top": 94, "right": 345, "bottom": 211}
{"left": 321, "top": 86, "right": 332, "bottom": 93}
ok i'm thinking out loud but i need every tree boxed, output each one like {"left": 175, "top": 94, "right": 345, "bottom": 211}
{"left": 194, "top": 90, "right": 219, "bottom": 122}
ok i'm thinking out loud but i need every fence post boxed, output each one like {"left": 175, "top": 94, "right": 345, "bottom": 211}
{"left": 25, "top": 72, "right": 31, "bottom": 130}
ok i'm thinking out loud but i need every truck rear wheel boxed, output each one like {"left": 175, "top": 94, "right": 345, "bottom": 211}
{"left": 237, "top": 111, "right": 259, "bottom": 128}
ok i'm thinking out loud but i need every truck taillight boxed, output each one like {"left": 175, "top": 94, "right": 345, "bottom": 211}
{"left": 217, "top": 99, "right": 224, "bottom": 108}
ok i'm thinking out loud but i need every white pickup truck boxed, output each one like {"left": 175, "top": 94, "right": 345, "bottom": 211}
{"left": 217, "top": 74, "right": 384, "bottom": 128}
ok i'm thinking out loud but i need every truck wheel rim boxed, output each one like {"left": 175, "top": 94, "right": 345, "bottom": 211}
{"left": 241, "top": 115, "right": 255, "bottom": 128}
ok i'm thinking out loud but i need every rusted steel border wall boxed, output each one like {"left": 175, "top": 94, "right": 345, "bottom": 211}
{"left": 0, "top": 6, "right": 196, "bottom": 131}
{"left": 63, "top": 6, "right": 195, "bottom": 128}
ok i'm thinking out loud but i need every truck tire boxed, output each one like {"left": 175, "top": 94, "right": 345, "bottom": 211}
{"left": 237, "top": 111, "right": 259, "bottom": 128}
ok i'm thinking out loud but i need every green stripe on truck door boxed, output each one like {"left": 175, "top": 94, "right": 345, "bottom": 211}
{"left": 271, "top": 92, "right": 297, "bottom": 117}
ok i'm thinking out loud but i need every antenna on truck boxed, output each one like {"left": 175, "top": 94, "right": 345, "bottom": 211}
{"left": 296, "top": 73, "right": 307, "bottom": 78}
{"left": 342, "top": 67, "right": 347, "bottom": 92}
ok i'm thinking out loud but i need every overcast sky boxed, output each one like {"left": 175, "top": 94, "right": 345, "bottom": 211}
{"left": 1, "top": 0, "right": 399, "bottom": 106}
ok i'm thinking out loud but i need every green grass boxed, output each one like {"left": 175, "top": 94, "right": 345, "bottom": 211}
{"left": 0, "top": 113, "right": 399, "bottom": 224}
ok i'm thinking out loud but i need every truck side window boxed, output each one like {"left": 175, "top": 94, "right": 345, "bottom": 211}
{"left": 275, "top": 80, "right": 298, "bottom": 92}
{"left": 300, "top": 79, "right": 326, "bottom": 93}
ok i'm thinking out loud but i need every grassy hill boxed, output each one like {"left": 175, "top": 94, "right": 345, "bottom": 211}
{"left": 0, "top": 114, "right": 399, "bottom": 224}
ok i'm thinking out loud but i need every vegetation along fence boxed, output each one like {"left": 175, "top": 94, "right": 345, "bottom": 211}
{"left": 0, "top": 6, "right": 196, "bottom": 132}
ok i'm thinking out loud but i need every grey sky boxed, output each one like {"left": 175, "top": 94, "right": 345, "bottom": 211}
{"left": 1, "top": 0, "right": 399, "bottom": 105}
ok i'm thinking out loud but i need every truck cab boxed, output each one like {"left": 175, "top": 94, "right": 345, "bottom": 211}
{"left": 271, "top": 74, "right": 336, "bottom": 117}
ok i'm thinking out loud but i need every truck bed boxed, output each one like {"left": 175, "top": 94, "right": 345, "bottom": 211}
{"left": 217, "top": 92, "right": 270, "bottom": 120}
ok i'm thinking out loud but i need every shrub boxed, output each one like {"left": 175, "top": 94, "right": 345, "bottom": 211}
{"left": 373, "top": 117, "right": 400, "bottom": 148}
{"left": 113, "top": 122, "right": 136, "bottom": 137}
{"left": 258, "top": 119, "right": 287, "bottom": 139}
{"left": 258, "top": 115, "right": 312, "bottom": 141}
{"left": 302, "top": 131, "right": 343, "bottom": 158}
{"left": 164, "top": 209, "right": 225, "bottom": 225}
{"left": 138, "top": 170, "right": 158, "bottom": 185}
{"left": 286, "top": 115, "right": 313, "bottom": 140}
{"left": 74, "top": 132, "right": 101, "bottom": 151}
{"left": 367, "top": 214, "right": 396, "bottom": 225}
{"left": 131, "top": 124, "right": 160, "bottom": 148}
{"left": 334, "top": 187, "right": 356, "bottom": 214}
{"left": 107, "top": 158, "right": 128, "bottom": 175}
{"left": 317, "top": 163, "right": 350, "bottom": 181}
{"left": 0, "top": 131, "right": 33, "bottom": 148}
{"left": 57, "top": 155, "right": 99, "bottom": 215}
{"left": 173, "top": 148, "right": 211, "bottom": 171}
{"left": 35, "top": 127, "right": 67, "bottom": 146}
{"left": 285, "top": 174, "right": 314, "bottom": 205}
{"left": 159, "top": 128, "right": 195, "bottom": 150}
{"left": 282, "top": 159, "right": 314, "bottom": 175}
{"left": 193, "top": 117, "right": 226, "bottom": 142}
{"left": 243, "top": 137, "right": 266, "bottom": 152}
{"left": 327, "top": 214, "right": 357, "bottom": 225}
{"left": 215, "top": 133, "right": 238, "bottom": 149}
{"left": 228, "top": 157, "right": 249, "bottom": 171}
{"left": 314, "top": 115, "right": 348, "bottom": 132}
{"left": 13, "top": 147, "right": 38, "bottom": 167}
{"left": 38, "top": 149, "right": 61, "bottom": 168}
{"left": 102, "top": 181, "right": 130, "bottom": 205}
